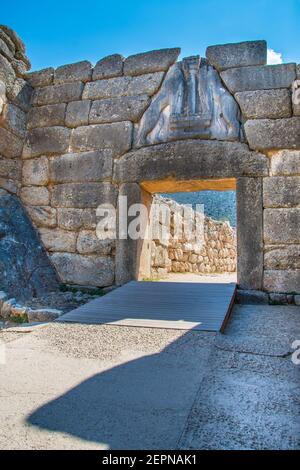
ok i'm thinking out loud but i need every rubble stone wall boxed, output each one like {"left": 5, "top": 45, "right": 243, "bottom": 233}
{"left": 0, "top": 26, "right": 299, "bottom": 294}
{"left": 150, "top": 197, "right": 236, "bottom": 277}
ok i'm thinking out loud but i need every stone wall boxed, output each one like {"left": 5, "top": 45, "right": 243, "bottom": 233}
{"left": 150, "top": 197, "right": 236, "bottom": 277}
{"left": 0, "top": 26, "right": 299, "bottom": 294}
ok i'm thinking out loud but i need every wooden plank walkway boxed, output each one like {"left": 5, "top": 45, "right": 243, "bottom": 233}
{"left": 57, "top": 281, "right": 236, "bottom": 332}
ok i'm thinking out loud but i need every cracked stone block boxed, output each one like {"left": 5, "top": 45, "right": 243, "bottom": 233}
{"left": 50, "top": 252, "right": 114, "bottom": 286}
{"left": 270, "top": 150, "right": 300, "bottom": 176}
{"left": 235, "top": 89, "right": 292, "bottom": 119}
{"left": 264, "top": 270, "right": 300, "bottom": 293}
{"left": 32, "top": 82, "right": 84, "bottom": 106}
{"left": 49, "top": 150, "right": 113, "bottom": 183}
{"left": 221, "top": 63, "right": 296, "bottom": 93}
{"left": 245, "top": 118, "right": 300, "bottom": 150}
{"left": 54, "top": 61, "right": 92, "bottom": 84}
{"left": 26, "top": 205, "right": 57, "bottom": 228}
{"left": 23, "top": 126, "right": 71, "bottom": 158}
{"left": 39, "top": 228, "right": 77, "bottom": 252}
{"left": 0, "top": 102, "right": 26, "bottom": 137}
{"left": 264, "top": 208, "right": 300, "bottom": 244}
{"left": 57, "top": 208, "right": 97, "bottom": 231}
{"left": 0, "top": 127, "right": 24, "bottom": 158}
{"left": 26, "top": 67, "right": 54, "bottom": 87}
{"left": 22, "top": 156, "right": 49, "bottom": 186}
{"left": 20, "top": 186, "right": 50, "bottom": 206}
{"left": 27, "top": 103, "right": 66, "bottom": 129}
{"left": 77, "top": 230, "right": 115, "bottom": 255}
{"left": 65, "top": 100, "right": 90, "bottom": 128}
{"left": 263, "top": 176, "right": 300, "bottom": 208}
{"left": 89, "top": 95, "right": 150, "bottom": 124}
{"left": 264, "top": 245, "right": 300, "bottom": 270}
{"left": 206, "top": 40, "right": 267, "bottom": 71}
{"left": 92, "top": 54, "right": 124, "bottom": 80}
{"left": 123, "top": 48, "right": 180, "bottom": 76}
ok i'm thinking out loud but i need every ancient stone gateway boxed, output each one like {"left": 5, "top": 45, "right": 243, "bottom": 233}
{"left": 0, "top": 27, "right": 299, "bottom": 298}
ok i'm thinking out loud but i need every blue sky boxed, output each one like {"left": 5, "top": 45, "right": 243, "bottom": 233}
{"left": 2, "top": 0, "right": 299, "bottom": 71}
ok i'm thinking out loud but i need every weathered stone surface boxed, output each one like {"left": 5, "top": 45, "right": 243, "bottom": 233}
{"left": 235, "top": 89, "right": 292, "bottom": 119}
{"left": 264, "top": 270, "right": 300, "bottom": 293}
{"left": 32, "top": 82, "right": 84, "bottom": 106}
{"left": 0, "top": 127, "right": 24, "bottom": 158}
{"left": 20, "top": 187, "right": 50, "bottom": 206}
{"left": 92, "top": 54, "right": 124, "bottom": 80}
{"left": 89, "top": 95, "right": 150, "bottom": 124}
{"left": 83, "top": 72, "right": 164, "bottom": 100}
{"left": 264, "top": 245, "right": 300, "bottom": 270}
{"left": 0, "top": 29, "right": 16, "bottom": 55}
{"left": 221, "top": 63, "right": 296, "bottom": 93}
{"left": 39, "top": 228, "right": 77, "bottom": 252}
{"left": 22, "top": 156, "right": 49, "bottom": 186}
{"left": 269, "top": 293, "right": 288, "bottom": 305}
{"left": 245, "top": 118, "right": 300, "bottom": 150}
{"left": 1, "top": 298, "right": 16, "bottom": 319}
{"left": 236, "top": 289, "right": 269, "bottom": 304}
{"left": 27, "top": 103, "right": 66, "bottom": 129}
{"left": 0, "top": 26, "right": 25, "bottom": 54}
{"left": 297, "top": 65, "right": 300, "bottom": 79}
{"left": 295, "top": 294, "right": 300, "bottom": 305}
{"left": 123, "top": 48, "right": 180, "bottom": 76}
{"left": 0, "top": 193, "right": 58, "bottom": 300}
{"left": 6, "top": 77, "right": 33, "bottom": 112}
{"left": 26, "top": 205, "right": 57, "bottom": 228}
{"left": 0, "top": 103, "right": 26, "bottom": 137}
{"left": 270, "top": 150, "right": 300, "bottom": 176}
{"left": 27, "top": 308, "right": 62, "bottom": 322}
{"left": 113, "top": 140, "right": 269, "bottom": 183}
{"left": 0, "top": 177, "right": 19, "bottom": 194}
{"left": 206, "top": 40, "right": 267, "bottom": 71}
{"left": 54, "top": 61, "right": 92, "bottom": 84}
{"left": 51, "top": 182, "right": 117, "bottom": 208}
{"left": 77, "top": 230, "right": 114, "bottom": 255}
{"left": 26, "top": 67, "right": 54, "bottom": 87}
{"left": 263, "top": 176, "right": 300, "bottom": 208}
{"left": 49, "top": 150, "right": 113, "bottom": 183}
{"left": 70, "top": 121, "right": 132, "bottom": 156}
{"left": 115, "top": 183, "right": 141, "bottom": 285}
{"left": 237, "top": 177, "right": 263, "bottom": 290}
{"left": 50, "top": 252, "right": 114, "bottom": 286}
{"left": 65, "top": 100, "right": 90, "bottom": 128}
{"left": 0, "top": 53, "right": 15, "bottom": 89}
{"left": 57, "top": 208, "right": 96, "bottom": 230}
{"left": 0, "top": 157, "right": 22, "bottom": 180}
{"left": 0, "top": 36, "right": 14, "bottom": 60}
{"left": 264, "top": 208, "right": 300, "bottom": 244}
{"left": 23, "top": 126, "right": 71, "bottom": 158}
{"left": 11, "top": 58, "right": 29, "bottom": 76}
{"left": 292, "top": 79, "right": 300, "bottom": 115}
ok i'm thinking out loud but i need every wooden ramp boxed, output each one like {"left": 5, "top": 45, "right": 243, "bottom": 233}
{"left": 57, "top": 281, "right": 236, "bottom": 332}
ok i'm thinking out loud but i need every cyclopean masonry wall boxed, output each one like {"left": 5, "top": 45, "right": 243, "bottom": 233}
{"left": 0, "top": 25, "right": 299, "bottom": 295}
{"left": 150, "top": 196, "right": 236, "bottom": 278}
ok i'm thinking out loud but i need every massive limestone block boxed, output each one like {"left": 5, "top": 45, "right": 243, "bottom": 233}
{"left": 89, "top": 95, "right": 150, "bottom": 124}
{"left": 264, "top": 270, "right": 300, "bottom": 293}
{"left": 0, "top": 53, "right": 15, "bottom": 89}
{"left": 6, "top": 77, "right": 33, "bottom": 112}
{"left": 0, "top": 193, "right": 58, "bottom": 300}
{"left": 50, "top": 252, "right": 114, "bottom": 286}
{"left": 20, "top": 186, "right": 50, "bottom": 206}
{"left": 123, "top": 48, "right": 180, "bottom": 76}
{"left": 0, "top": 127, "right": 24, "bottom": 158}
{"left": 134, "top": 59, "right": 241, "bottom": 147}
{"left": 39, "top": 228, "right": 77, "bottom": 252}
{"left": 264, "top": 245, "right": 300, "bottom": 270}
{"left": 0, "top": 28, "right": 16, "bottom": 55}
{"left": 0, "top": 157, "right": 22, "bottom": 180}
{"left": 263, "top": 176, "right": 300, "bottom": 208}
{"left": 237, "top": 177, "right": 263, "bottom": 290}
{"left": 32, "top": 82, "right": 84, "bottom": 106}
{"left": 221, "top": 63, "right": 296, "bottom": 93}
{"left": 235, "top": 89, "right": 292, "bottom": 119}
{"left": 65, "top": 100, "right": 90, "bottom": 128}
{"left": 25, "top": 205, "right": 57, "bottom": 228}
{"left": 23, "top": 126, "right": 71, "bottom": 158}
{"left": 245, "top": 118, "right": 300, "bottom": 150}
{"left": 27, "top": 103, "right": 66, "bottom": 129}
{"left": 113, "top": 140, "right": 269, "bottom": 183}
{"left": 264, "top": 208, "right": 300, "bottom": 244}
{"left": 51, "top": 182, "right": 117, "bottom": 208}
{"left": 77, "top": 230, "right": 115, "bottom": 255}
{"left": 270, "top": 150, "right": 300, "bottom": 176}
{"left": 26, "top": 67, "right": 54, "bottom": 87}
{"left": 22, "top": 156, "right": 49, "bottom": 186}
{"left": 70, "top": 121, "right": 132, "bottom": 156}
{"left": 0, "top": 178, "right": 19, "bottom": 194}
{"left": 57, "top": 208, "right": 97, "bottom": 231}
{"left": 54, "top": 61, "right": 92, "bottom": 84}
{"left": 0, "top": 103, "right": 26, "bottom": 137}
{"left": 92, "top": 54, "right": 124, "bottom": 80}
{"left": 49, "top": 150, "right": 113, "bottom": 183}
{"left": 82, "top": 72, "right": 164, "bottom": 100}
{"left": 206, "top": 40, "right": 267, "bottom": 71}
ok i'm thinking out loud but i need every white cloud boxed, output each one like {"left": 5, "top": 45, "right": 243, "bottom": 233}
{"left": 267, "top": 48, "right": 283, "bottom": 65}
